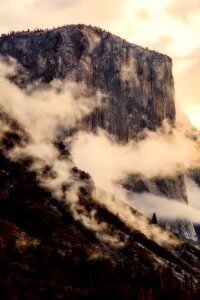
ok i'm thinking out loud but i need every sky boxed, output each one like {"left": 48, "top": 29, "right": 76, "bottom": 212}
{"left": 0, "top": 0, "right": 200, "bottom": 128}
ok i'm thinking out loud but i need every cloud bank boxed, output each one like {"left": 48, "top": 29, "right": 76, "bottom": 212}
{"left": 70, "top": 128, "right": 200, "bottom": 228}
{"left": 71, "top": 128, "right": 200, "bottom": 192}
{"left": 127, "top": 191, "right": 200, "bottom": 224}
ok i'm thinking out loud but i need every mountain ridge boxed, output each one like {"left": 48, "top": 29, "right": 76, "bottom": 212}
{"left": 1, "top": 24, "right": 172, "bottom": 60}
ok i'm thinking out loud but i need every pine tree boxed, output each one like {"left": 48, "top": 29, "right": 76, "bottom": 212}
{"left": 151, "top": 212, "right": 157, "bottom": 224}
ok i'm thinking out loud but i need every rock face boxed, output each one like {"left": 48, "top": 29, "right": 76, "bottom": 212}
{"left": 0, "top": 24, "right": 196, "bottom": 240}
{"left": 0, "top": 24, "right": 175, "bottom": 140}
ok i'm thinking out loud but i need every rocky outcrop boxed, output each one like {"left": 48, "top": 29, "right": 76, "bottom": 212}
{"left": 0, "top": 24, "right": 196, "bottom": 240}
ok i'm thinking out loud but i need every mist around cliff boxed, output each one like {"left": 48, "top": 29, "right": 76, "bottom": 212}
{"left": 71, "top": 127, "right": 200, "bottom": 185}
{"left": 0, "top": 58, "right": 200, "bottom": 244}
{"left": 70, "top": 128, "right": 200, "bottom": 223}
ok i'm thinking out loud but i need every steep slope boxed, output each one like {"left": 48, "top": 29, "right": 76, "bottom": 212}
{"left": 1, "top": 144, "right": 200, "bottom": 300}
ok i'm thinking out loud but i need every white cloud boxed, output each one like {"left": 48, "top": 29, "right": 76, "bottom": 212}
{"left": 128, "top": 191, "right": 200, "bottom": 224}
{"left": 187, "top": 178, "right": 200, "bottom": 211}
{"left": 71, "top": 128, "right": 200, "bottom": 195}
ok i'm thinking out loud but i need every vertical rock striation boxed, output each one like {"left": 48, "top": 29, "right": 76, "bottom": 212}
{"left": 0, "top": 24, "right": 196, "bottom": 240}
{"left": 0, "top": 25, "right": 175, "bottom": 140}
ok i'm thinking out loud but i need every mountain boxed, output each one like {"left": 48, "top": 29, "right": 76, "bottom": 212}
{"left": 0, "top": 24, "right": 176, "bottom": 135}
{"left": 0, "top": 24, "right": 196, "bottom": 241}
{"left": 0, "top": 24, "right": 200, "bottom": 299}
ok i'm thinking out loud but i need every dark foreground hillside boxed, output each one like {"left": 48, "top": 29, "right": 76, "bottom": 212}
{"left": 0, "top": 148, "right": 200, "bottom": 300}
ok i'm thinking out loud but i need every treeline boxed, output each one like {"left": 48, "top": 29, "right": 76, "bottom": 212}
{"left": 0, "top": 24, "right": 165, "bottom": 58}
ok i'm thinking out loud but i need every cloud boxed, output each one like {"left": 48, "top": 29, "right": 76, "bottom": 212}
{"left": 167, "top": 0, "right": 200, "bottom": 22}
{"left": 71, "top": 128, "right": 200, "bottom": 195}
{"left": 94, "top": 188, "right": 179, "bottom": 246}
{"left": 187, "top": 178, "right": 200, "bottom": 211}
{"left": 70, "top": 127, "right": 200, "bottom": 239}
{"left": 127, "top": 191, "right": 200, "bottom": 224}
{"left": 0, "top": 57, "right": 98, "bottom": 160}
{"left": 135, "top": 9, "right": 150, "bottom": 20}
{"left": 0, "top": 58, "right": 98, "bottom": 180}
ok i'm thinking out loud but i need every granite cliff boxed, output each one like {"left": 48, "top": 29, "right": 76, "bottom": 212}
{"left": 0, "top": 24, "right": 196, "bottom": 240}
{"left": 0, "top": 24, "right": 175, "bottom": 138}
